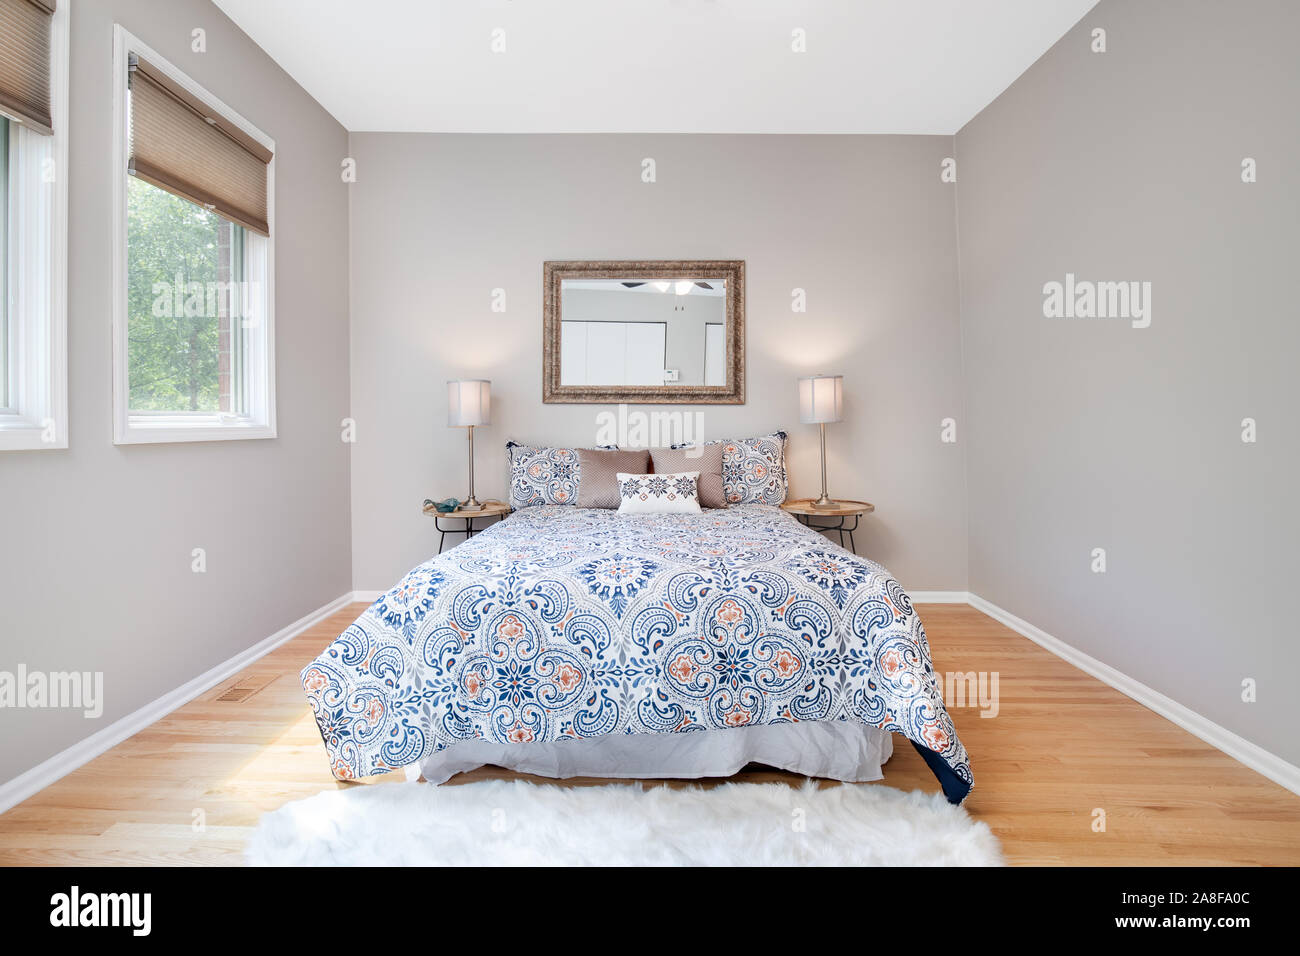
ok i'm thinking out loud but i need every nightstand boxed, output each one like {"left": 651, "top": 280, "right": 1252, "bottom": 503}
{"left": 422, "top": 500, "right": 510, "bottom": 553}
{"left": 781, "top": 498, "right": 874, "bottom": 553}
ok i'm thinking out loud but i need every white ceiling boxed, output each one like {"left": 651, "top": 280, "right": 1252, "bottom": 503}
{"left": 212, "top": 0, "right": 1100, "bottom": 135}
{"left": 566, "top": 280, "right": 726, "bottom": 296}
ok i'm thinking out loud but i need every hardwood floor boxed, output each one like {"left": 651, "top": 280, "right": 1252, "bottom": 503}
{"left": 1, "top": 602, "right": 1297, "bottom": 865}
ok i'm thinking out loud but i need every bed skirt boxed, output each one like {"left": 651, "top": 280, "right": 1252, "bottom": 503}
{"left": 406, "top": 721, "right": 894, "bottom": 785}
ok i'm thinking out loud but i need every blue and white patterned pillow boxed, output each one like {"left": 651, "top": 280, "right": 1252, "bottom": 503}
{"left": 506, "top": 442, "right": 616, "bottom": 509}
{"left": 673, "top": 432, "right": 788, "bottom": 505}
{"left": 616, "top": 471, "right": 702, "bottom": 515}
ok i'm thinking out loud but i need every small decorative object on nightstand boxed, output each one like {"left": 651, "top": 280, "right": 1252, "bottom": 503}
{"left": 781, "top": 498, "right": 874, "bottom": 553}
{"left": 448, "top": 379, "right": 490, "bottom": 512}
{"left": 423, "top": 499, "right": 510, "bottom": 553}
{"left": 798, "top": 373, "right": 844, "bottom": 510}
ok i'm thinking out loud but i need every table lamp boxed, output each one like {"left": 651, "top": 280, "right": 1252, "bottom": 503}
{"left": 798, "top": 374, "right": 843, "bottom": 510}
{"left": 448, "top": 379, "right": 490, "bottom": 512}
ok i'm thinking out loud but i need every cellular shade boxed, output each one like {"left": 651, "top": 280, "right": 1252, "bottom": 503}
{"left": 448, "top": 380, "right": 491, "bottom": 427}
{"left": 0, "top": 0, "right": 55, "bottom": 135}
{"left": 798, "top": 374, "right": 843, "bottom": 424}
{"left": 128, "top": 53, "right": 272, "bottom": 236}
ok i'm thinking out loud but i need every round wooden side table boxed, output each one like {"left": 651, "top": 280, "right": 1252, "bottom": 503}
{"left": 780, "top": 498, "right": 874, "bottom": 553}
{"left": 422, "top": 500, "right": 510, "bottom": 553}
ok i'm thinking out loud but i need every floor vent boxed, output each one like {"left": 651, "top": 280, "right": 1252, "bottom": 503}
{"left": 214, "top": 673, "right": 279, "bottom": 703}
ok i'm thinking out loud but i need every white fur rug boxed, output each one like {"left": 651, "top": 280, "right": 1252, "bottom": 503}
{"left": 247, "top": 779, "right": 1002, "bottom": 866}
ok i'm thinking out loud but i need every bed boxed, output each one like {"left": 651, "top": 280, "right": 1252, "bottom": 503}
{"left": 301, "top": 504, "right": 973, "bottom": 803}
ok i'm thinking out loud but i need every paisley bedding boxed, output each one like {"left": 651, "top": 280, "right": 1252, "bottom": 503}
{"left": 301, "top": 505, "right": 973, "bottom": 803}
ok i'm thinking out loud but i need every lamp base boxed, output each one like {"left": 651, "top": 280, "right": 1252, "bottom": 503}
{"left": 810, "top": 495, "right": 842, "bottom": 511}
{"left": 459, "top": 497, "right": 485, "bottom": 513}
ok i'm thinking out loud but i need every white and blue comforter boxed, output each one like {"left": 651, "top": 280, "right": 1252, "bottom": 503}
{"left": 302, "top": 505, "right": 973, "bottom": 802}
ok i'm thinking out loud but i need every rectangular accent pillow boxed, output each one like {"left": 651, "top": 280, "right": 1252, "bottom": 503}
{"left": 651, "top": 443, "right": 726, "bottom": 509}
{"left": 671, "top": 432, "right": 788, "bottom": 505}
{"left": 616, "top": 471, "right": 702, "bottom": 515}
{"left": 506, "top": 442, "right": 615, "bottom": 509}
{"left": 577, "top": 448, "right": 651, "bottom": 508}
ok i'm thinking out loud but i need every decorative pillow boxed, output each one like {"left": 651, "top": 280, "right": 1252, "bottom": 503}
{"left": 577, "top": 448, "right": 651, "bottom": 508}
{"left": 651, "top": 444, "right": 726, "bottom": 509}
{"left": 672, "top": 432, "right": 788, "bottom": 505}
{"left": 616, "top": 472, "right": 702, "bottom": 515}
{"left": 506, "top": 442, "right": 614, "bottom": 509}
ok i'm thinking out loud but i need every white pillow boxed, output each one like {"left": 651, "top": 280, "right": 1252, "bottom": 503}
{"left": 616, "top": 472, "right": 702, "bottom": 515}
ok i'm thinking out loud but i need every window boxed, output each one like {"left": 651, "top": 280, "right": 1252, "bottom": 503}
{"left": 126, "top": 178, "right": 263, "bottom": 417}
{"left": 112, "top": 26, "right": 275, "bottom": 444}
{"left": 0, "top": 0, "right": 68, "bottom": 451}
{"left": 1, "top": 117, "right": 9, "bottom": 411}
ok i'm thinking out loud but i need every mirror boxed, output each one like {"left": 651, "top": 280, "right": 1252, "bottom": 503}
{"left": 543, "top": 260, "right": 745, "bottom": 404}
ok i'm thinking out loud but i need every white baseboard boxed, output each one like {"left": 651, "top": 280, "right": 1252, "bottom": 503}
{"left": 351, "top": 590, "right": 384, "bottom": 602}
{"left": 0, "top": 591, "right": 357, "bottom": 816}
{"left": 967, "top": 592, "right": 1300, "bottom": 797}
{"left": 909, "top": 590, "right": 971, "bottom": 604}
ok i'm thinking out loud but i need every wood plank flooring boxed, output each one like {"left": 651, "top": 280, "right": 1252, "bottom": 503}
{"left": 1, "top": 602, "right": 1296, "bottom": 865}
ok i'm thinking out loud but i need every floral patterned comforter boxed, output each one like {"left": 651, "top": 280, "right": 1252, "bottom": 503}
{"left": 302, "top": 505, "right": 973, "bottom": 803}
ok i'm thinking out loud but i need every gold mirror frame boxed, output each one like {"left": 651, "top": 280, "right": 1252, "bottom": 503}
{"left": 542, "top": 259, "right": 745, "bottom": 404}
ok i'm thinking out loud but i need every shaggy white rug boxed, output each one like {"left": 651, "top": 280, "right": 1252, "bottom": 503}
{"left": 247, "top": 779, "right": 1002, "bottom": 866}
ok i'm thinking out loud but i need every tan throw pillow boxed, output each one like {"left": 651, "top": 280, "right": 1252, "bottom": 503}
{"left": 576, "top": 448, "right": 651, "bottom": 508}
{"left": 651, "top": 444, "right": 727, "bottom": 509}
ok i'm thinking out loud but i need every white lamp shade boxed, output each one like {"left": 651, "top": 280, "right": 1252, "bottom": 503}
{"left": 448, "top": 379, "right": 491, "bottom": 427}
{"left": 798, "top": 375, "right": 843, "bottom": 424}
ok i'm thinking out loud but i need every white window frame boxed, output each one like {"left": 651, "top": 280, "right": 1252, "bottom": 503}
{"left": 0, "top": 0, "right": 69, "bottom": 452}
{"left": 111, "top": 25, "right": 277, "bottom": 445}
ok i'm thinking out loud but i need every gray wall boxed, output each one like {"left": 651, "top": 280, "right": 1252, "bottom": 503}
{"left": 0, "top": 0, "right": 352, "bottom": 786}
{"left": 348, "top": 133, "right": 969, "bottom": 592}
{"left": 955, "top": 0, "right": 1299, "bottom": 763}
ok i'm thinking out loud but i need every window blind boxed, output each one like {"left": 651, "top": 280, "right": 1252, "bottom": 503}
{"left": 0, "top": 0, "right": 54, "bottom": 135}
{"left": 128, "top": 54, "right": 272, "bottom": 236}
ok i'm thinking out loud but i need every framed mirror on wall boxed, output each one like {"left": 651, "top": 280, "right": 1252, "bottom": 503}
{"left": 542, "top": 260, "right": 745, "bottom": 404}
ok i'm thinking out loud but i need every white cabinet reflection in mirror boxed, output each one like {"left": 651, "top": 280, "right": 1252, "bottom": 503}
{"left": 704, "top": 323, "right": 725, "bottom": 387}
{"left": 561, "top": 321, "right": 666, "bottom": 386}
{"left": 559, "top": 279, "right": 727, "bottom": 388}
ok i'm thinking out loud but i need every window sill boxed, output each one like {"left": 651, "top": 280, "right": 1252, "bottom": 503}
{"left": 0, "top": 414, "right": 66, "bottom": 451}
{"left": 114, "top": 416, "right": 276, "bottom": 445}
